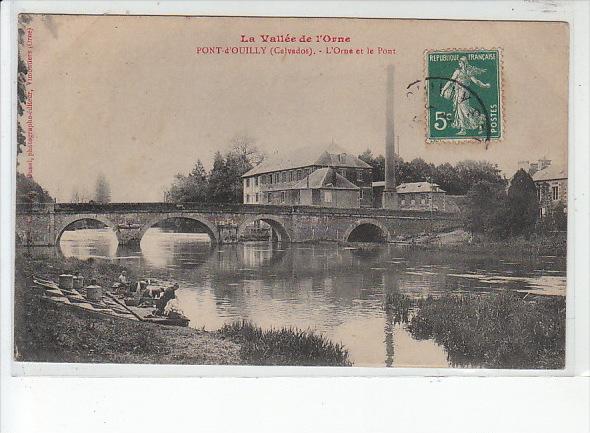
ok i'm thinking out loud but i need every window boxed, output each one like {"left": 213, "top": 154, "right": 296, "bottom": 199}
{"left": 357, "top": 170, "right": 364, "bottom": 182}
{"left": 359, "top": 189, "right": 364, "bottom": 199}
{"left": 255, "top": 177, "right": 259, "bottom": 187}
{"left": 420, "top": 198, "right": 425, "bottom": 205}
{"left": 325, "top": 191, "right": 333, "bottom": 203}
{"left": 411, "top": 199, "right": 415, "bottom": 205}
{"left": 401, "top": 199, "right": 406, "bottom": 206}
{"left": 297, "top": 170, "right": 302, "bottom": 181}
{"left": 536, "top": 186, "right": 541, "bottom": 202}
{"left": 245, "top": 178, "right": 250, "bottom": 187}
{"left": 281, "top": 171, "right": 287, "bottom": 183}
{"left": 552, "top": 186, "right": 559, "bottom": 201}
{"left": 246, "top": 194, "right": 250, "bottom": 203}
{"left": 281, "top": 191, "right": 286, "bottom": 203}
{"left": 255, "top": 193, "right": 259, "bottom": 202}
{"left": 288, "top": 171, "right": 293, "bottom": 182}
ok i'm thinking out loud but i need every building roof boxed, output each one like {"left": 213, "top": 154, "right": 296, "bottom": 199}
{"left": 532, "top": 164, "right": 567, "bottom": 182}
{"left": 292, "top": 167, "right": 359, "bottom": 190}
{"left": 396, "top": 182, "right": 445, "bottom": 194}
{"left": 242, "top": 142, "right": 371, "bottom": 177}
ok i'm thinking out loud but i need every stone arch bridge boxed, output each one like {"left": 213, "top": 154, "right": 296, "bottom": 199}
{"left": 15, "top": 203, "right": 459, "bottom": 246}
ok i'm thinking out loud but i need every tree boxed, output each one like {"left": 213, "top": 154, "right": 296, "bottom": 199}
{"left": 70, "top": 188, "right": 81, "bottom": 203}
{"left": 16, "top": 172, "right": 53, "bottom": 204}
{"left": 94, "top": 173, "right": 111, "bottom": 203}
{"left": 358, "top": 149, "right": 403, "bottom": 182}
{"left": 539, "top": 202, "right": 567, "bottom": 233}
{"left": 16, "top": 15, "right": 32, "bottom": 158}
{"left": 164, "top": 159, "right": 209, "bottom": 203}
{"left": 505, "top": 169, "right": 538, "bottom": 237}
{"left": 454, "top": 160, "right": 506, "bottom": 195}
{"left": 230, "top": 134, "right": 264, "bottom": 166}
{"left": 207, "top": 151, "right": 249, "bottom": 203}
{"left": 463, "top": 181, "right": 507, "bottom": 236}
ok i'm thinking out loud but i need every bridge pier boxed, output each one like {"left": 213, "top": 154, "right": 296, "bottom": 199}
{"left": 116, "top": 226, "right": 143, "bottom": 246}
{"left": 218, "top": 223, "right": 238, "bottom": 244}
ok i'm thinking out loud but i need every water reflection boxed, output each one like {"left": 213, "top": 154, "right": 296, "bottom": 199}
{"left": 50, "top": 228, "right": 566, "bottom": 367}
{"left": 60, "top": 228, "right": 119, "bottom": 259}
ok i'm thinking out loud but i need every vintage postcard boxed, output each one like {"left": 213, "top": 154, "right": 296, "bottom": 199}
{"left": 13, "top": 15, "right": 569, "bottom": 370}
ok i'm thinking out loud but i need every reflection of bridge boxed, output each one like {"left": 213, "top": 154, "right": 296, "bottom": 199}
{"left": 15, "top": 202, "right": 459, "bottom": 246}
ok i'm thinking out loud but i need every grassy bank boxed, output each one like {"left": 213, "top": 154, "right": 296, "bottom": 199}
{"left": 14, "top": 253, "right": 351, "bottom": 366}
{"left": 385, "top": 292, "right": 566, "bottom": 369}
{"left": 415, "top": 231, "right": 567, "bottom": 257}
{"left": 14, "top": 253, "right": 241, "bottom": 364}
{"left": 219, "top": 321, "right": 351, "bottom": 366}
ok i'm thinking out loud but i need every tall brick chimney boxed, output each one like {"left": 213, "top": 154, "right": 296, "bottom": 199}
{"left": 382, "top": 64, "right": 398, "bottom": 210}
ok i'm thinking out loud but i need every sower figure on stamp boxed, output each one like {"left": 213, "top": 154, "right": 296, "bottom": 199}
{"left": 440, "top": 56, "right": 491, "bottom": 135}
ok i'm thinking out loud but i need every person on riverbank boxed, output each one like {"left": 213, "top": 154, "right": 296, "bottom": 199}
{"left": 154, "top": 283, "right": 179, "bottom": 316}
{"left": 118, "top": 270, "right": 128, "bottom": 286}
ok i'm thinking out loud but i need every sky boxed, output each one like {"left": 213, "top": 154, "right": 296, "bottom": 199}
{"left": 18, "top": 15, "right": 568, "bottom": 202}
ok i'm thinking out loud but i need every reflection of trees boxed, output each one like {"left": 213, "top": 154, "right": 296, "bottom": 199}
{"left": 383, "top": 272, "right": 400, "bottom": 367}
{"left": 384, "top": 307, "right": 395, "bottom": 367}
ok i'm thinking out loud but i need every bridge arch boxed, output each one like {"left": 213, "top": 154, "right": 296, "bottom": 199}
{"left": 237, "top": 214, "right": 291, "bottom": 243}
{"left": 56, "top": 215, "right": 119, "bottom": 245}
{"left": 138, "top": 213, "right": 220, "bottom": 244}
{"left": 343, "top": 219, "right": 390, "bottom": 243}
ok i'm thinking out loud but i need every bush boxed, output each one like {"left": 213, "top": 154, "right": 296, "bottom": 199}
{"left": 539, "top": 202, "right": 567, "bottom": 233}
{"left": 219, "top": 320, "right": 351, "bottom": 366}
{"left": 408, "top": 293, "right": 565, "bottom": 369}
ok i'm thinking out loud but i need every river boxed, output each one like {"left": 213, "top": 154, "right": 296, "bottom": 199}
{"left": 32, "top": 228, "right": 566, "bottom": 367}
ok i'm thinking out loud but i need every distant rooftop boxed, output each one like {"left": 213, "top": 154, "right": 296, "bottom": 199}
{"left": 371, "top": 181, "right": 445, "bottom": 193}
{"left": 532, "top": 164, "right": 567, "bottom": 182}
{"left": 292, "top": 167, "right": 359, "bottom": 190}
{"left": 242, "top": 142, "right": 371, "bottom": 177}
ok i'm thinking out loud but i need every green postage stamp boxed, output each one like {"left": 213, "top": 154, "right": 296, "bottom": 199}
{"left": 426, "top": 49, "right": 502, "bottom": 142}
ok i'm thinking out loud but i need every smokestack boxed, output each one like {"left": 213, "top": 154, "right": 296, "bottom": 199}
{"left": 382, "top": 65, "right": 399, "bottom": 210}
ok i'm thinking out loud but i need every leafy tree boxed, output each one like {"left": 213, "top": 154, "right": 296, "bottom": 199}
{"left": 454, "top": 160, "right": 506, "bottom": 195}
{"left": 505, "top": 169, "right": 538, "bottom": 237}
{"left": 94, "top": 173, "right": 111, "bottom": 203}
{"left": 164, "top": 160, "right": 209, "bottom": 203}
{"left": 539, "top": 202, "right": 567, "bottom": 233}
{"left": 359, "top": 149, "right": 402, "bottom": 182}
{"left": 208, "top": 151, "right": 252, "bottom": 203}
{"left": 463, "top": 181, "right": 507, "bottom": 236}
{"left": 400, "top": 158, "right": 436, "bottom": 183}
{"left": 16, "top": 15, "right": 32, "bottom": 158}
{"left": 433, "top": 162, "right": 463, "bottom": 195}
{"left": 16, "top": 172, "right": 53, "bottom": 203}
{"left": 165, "top": 136, "right": 263, "bottom": 204}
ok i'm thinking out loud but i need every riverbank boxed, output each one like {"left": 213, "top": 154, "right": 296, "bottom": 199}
{"left": 386, "top": 291, "right": 566, "bottom": 369}
{"left": 409, "top": 230, "right": 567, "bottom": 257}
{"left": 14, "top": 253, "right": 350, "bottom": 365}
{"left": 14, "top": 253, "right": 241, "bottom": 364}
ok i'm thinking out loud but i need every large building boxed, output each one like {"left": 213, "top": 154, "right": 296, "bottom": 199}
{"left": 532, "top": 163, "right": 567, "bottom": 218}
{"left": 242, "top": 143, "right": 373, "bottom": 207}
